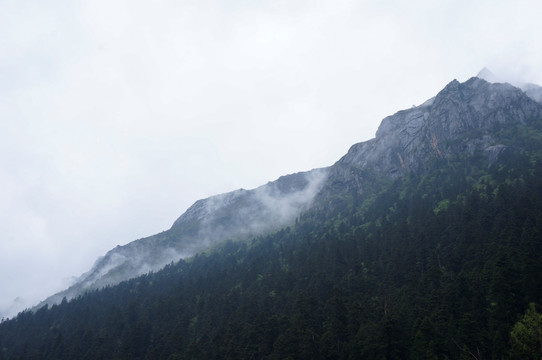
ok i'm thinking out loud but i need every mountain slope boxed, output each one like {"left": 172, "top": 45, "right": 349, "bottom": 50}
{"left": 37, "top": 168, "right": 328, "bottom": 308}
{"left": 1, "top": 74, "right": 542, "bottom": 359}
{"left": 34, "top": 75, "right": 542, "bottom": 311}
{"left": 314, "top": 77, "right": 542, "bottom": 217}
{"left": 337, "top": 77, "right": 540, "bottom": 175}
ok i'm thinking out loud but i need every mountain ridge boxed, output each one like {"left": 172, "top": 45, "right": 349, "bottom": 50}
{"left": 2, "top": 71, "right": 542, "bottom": 358}
{"left": 31, "top": 74, "right": 542, "bottom": 314}
{"left": 35, "top": 167, "right": 328, "bottom": 310}
{"left": 339, "top": 77, "right": 541, "bottom": 174}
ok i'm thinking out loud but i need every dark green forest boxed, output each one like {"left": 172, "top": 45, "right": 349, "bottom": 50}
{"left": 1, "top": 118, "right": 542, "bottom": 359}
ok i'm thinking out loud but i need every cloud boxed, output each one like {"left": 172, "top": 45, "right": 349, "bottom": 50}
{"left": 1, "top": 0, "right": 542, "bottom": 317}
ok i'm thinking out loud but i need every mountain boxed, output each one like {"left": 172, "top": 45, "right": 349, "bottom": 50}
{"left": 341, "top": 77, "right": 540, "bottom": 172}
{"left": 36, "top": 75, "right": 542, "bottom": 310}
{"left": 37, "top": 168, "right": 328, "bottom": 308}
{"left": 2, "top": 73, "right": 542, "bottom": 359}
{"left": 313, "top": 76, "right": 542, "bottom": 213}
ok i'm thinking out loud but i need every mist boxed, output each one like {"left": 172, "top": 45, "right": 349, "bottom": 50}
{"left": 35, "top": 169, "right": 329, "bottom": 312}
{"left": 2, "top": 0, "right": 542, "bottom": 318}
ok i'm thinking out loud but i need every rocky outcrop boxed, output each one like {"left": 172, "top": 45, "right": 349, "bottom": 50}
{"left": 336, "top": 77, "right": 542, "bottom": 179}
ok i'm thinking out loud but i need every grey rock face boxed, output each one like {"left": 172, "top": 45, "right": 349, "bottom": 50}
{"left": 336, "top": 77, "right": 542, "bottom": 179}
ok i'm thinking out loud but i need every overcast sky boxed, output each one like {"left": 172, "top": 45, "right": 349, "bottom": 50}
{"left": 1, "top": 0, "right": 542, "bottom": 317}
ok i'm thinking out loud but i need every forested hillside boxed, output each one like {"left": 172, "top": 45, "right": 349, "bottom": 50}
{"left": 1, "top": 112, "right": 541, "bottom": 359}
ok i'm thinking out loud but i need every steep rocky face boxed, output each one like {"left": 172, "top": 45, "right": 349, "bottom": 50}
{"left": 36, "top": 75, "right": 542, "bottom": 310}
{"left": 335, "top": 77, "right": 542, "bottom": 179}
{"left": 314, "top": 77, "right": 542, "bottom": 209}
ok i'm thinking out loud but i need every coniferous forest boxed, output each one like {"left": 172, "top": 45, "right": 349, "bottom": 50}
{"left": 1, "top": 118, "right": 542, "bottom": 359}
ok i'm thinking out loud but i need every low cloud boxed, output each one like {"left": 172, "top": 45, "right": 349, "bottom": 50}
{"left": 1, "top": 0, "right": 542, "bottom": 318}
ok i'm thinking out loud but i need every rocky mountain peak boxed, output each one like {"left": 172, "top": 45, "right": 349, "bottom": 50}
{"left": 336, "top": 77, "right": 542, "bottom": 180}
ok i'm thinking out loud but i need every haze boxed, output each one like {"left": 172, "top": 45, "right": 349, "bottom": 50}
{"left": 1, "top": 0, "right": 542, "bottom": 317}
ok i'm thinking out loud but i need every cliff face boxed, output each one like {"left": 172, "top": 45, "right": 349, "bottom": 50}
{"left": 37, "top": 76, "right": 542, "bottom": 309}
{"left": 336, "top": 77, "right": 542, "bottom": 178}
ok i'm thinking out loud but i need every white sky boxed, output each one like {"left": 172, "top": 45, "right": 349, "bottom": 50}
{"left": 1, "top": 0, "right": 542, "bottom": 316}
